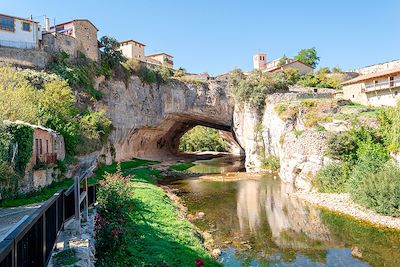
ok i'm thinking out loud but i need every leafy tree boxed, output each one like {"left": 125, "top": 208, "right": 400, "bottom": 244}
{"left": 277, "top": 54, "right": 289, "bottom": 67}
{"left": 294, "top": 47, "right": 320, "bottom": 68}
{"left": 100, "top": 36, "right": 126, "bottom": 69}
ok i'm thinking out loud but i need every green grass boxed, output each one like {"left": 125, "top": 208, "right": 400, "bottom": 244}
{"left": 124, "top": 167, "right": 161, "bottom": 183}
{"left": 53, "top": 248, "right": 78, "bottom": 266}
{"left": 126, "top": 180, "right": 219, "bottom": 266}
{"left": 168, "top": 161, "right": 195, "bottom": 171}
{"left": 0, "top": 179, "right": 74, "bottom": 207}
{"left": 87, "top": 158, "right": 160, "bottom": 185}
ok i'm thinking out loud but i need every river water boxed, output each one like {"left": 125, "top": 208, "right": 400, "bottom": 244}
{"left": 167, "top": 157, "right": 400, "bottom": 267}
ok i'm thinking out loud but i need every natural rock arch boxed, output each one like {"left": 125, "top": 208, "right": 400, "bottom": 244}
{"left": 99, "top": 76, "right": 239, "bottom": 161}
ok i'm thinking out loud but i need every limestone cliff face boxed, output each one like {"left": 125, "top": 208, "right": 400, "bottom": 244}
{"left": 97, "top": 77, "right": 233, "bottom": 161}
{"left": 233, "top": 93, "right": 330, "bottom": 191}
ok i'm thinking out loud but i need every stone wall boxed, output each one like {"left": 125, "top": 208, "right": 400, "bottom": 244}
{"left": 42, "top": 32, "right": 77, "bottom": 58}
{"left": 73, "top": 21, "right": 99, "bottom": 61}
{"left": 0, "top": 46, "right": 50, "bottom": 69}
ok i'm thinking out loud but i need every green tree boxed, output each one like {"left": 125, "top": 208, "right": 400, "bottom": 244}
{"left": 100, "top": 36, "right": 126, "bottom": 69}
{"left": 294, "top": 47, "right": 320, "bottom": 68}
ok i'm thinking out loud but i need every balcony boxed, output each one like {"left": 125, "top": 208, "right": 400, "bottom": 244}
{"left": 363, "top": 78, "right": 400, "bottom": 93}
{"left": 37, "top": 153, "right": 57, "bottom": 164}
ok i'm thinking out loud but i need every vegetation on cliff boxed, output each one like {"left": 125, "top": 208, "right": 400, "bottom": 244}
{"left": 95, "top": 165, "right": 219, "bottom": 266}
{"left": 315, "top": 120, "right": 400, "bottom": 217}
{"left": 179, "top": 126, "right": 228, "bottom": 153}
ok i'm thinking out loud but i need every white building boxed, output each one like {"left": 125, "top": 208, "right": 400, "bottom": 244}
{"left": 0, "top": 13, "right": 40, "bottom": 49}
{"left": 342, "top": 67, "right": 400, "bottom": 107}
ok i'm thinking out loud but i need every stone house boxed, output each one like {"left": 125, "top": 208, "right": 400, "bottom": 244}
{"left": 47, "top": 19, "right": 99, "bottom": 61}
{"left": 0, "top": 13, "right": 41, "bottom": 49}
{"left": 146, "top": 53, "right": 174, "bottom": 68}
{"left": 253, "top": 53, "right": 314, "bottom": 75}
{"left": 119, "top": 39, "right": 146, "bottom": 61}
{"left": 342, "top": 67, "right": 400, "bottom": 107}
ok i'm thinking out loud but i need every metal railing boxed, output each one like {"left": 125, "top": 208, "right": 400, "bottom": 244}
{"left": 0, "top": 40, "right": 37, "bottom": 50}
{"left": 0, "top": 180, "right": 97, "bottom": 266}
{"left": 364, "top": 78, "right": 400, "bottom": 92}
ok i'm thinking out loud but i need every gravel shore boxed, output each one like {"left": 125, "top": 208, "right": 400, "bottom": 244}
{"left": 294, "top": 192, "right": 400, "bottom": 230}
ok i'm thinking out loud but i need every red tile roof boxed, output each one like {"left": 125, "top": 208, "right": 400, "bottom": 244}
{"left": 119, "top": 39, "right": 146, "bottom": 47}
{"left": 342, "top": 67, "right": 400, "bottom": 85}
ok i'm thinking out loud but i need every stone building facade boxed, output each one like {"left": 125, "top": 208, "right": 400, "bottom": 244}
{"left": 342, "top": 67, "right": 400, "bottom": 107}
{"left": 119, "top": 39, "right": 146, "bottom": 61}
{"left": 49, "top": 19, "right": 99, "bottom": 61}
{"left": 253, "top": 53, "right": 314, "bottom": 75}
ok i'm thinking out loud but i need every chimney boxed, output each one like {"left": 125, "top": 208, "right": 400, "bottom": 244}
{"left": 45, "top": 17, "right": 50, "bottom": 31}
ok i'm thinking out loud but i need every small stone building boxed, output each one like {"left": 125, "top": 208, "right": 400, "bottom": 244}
{"left": 342, "top": 67, "right": 400, "bottom": 107}
{"left": 46, "top": 19, "right": 99, "bottom": 61}
{"left": 119, "top": 39, "right": 146, "bottom": 61}
{"left": 146, "top": 53, "right": 174, "bottom": 68}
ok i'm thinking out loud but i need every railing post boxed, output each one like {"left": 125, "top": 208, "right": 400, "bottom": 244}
{"left": 42, "top": 213, "right": 46, "bottom": 267}
{"left": 74, "top": 175, "right": 81, "bottom": 234}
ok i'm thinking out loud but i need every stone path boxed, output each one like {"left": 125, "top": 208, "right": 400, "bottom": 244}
{"left": 0, "top": 203, "right": 41, "bottom": 240}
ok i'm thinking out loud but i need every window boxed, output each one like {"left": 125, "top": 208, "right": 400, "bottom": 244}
{"left": 22, "top": 22, "right": 31, "bottom": 31}
{"left": 0, "top": 15, "right": 15, "bottom": 31}
{"left": 46, "top": 140, "right": 49, "bottom": 154}
{"left": 39, "top": 139, "right": 43, "bottom": 155}
{"left": 390, "top": 76, "right": 395, "bottom": 87}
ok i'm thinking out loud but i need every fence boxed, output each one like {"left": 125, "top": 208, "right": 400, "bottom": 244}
{"left": 0, "top": 40, "right": 37, "bottom": 50}
{"left": 0, "top": 183, "right": 97, "bottom": 267}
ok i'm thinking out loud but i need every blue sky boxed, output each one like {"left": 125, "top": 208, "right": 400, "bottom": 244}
{"left": 3, "top": 0, "right": 399, "bottom": 75}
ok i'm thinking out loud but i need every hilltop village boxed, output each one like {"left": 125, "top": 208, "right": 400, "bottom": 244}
{"left": 0, "top": 11, "right": 400, "bottom": 267}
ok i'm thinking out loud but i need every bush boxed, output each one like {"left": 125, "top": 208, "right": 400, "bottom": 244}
{"left": 0, "top": 162, "right": 20, "bottom": 199}
{"left": 379, "top": 103, "right": 400, "bottom": 152}
{"left": 348, "top": 142, "right": 389, "bottom": 193}
{"left": 95, "top": 171, "right": 136, "bottom": 266}
{"left": 314, "top": 163, "right": 349, "bottom": 193}
{"left": 179, "top": 126, "right": 227, "bottom": 152}
{"left": 228, "top": 69, "right": 289, "bottom": 113}
{"left": 351, "top": 162, "right": 400, "bottom": 216}
{"left": 260, "top": 155, "right": 280, "bottom": 171}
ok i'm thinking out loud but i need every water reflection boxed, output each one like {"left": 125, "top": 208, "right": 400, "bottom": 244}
{"left": 169, "top": 162, "right": 400, "bottom": 266}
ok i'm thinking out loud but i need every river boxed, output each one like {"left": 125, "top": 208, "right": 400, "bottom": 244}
{"left": 166, "top": 157, "right": 400, "bottom": 267}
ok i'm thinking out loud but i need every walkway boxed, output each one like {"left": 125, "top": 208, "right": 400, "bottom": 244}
{"left": 0, "top": 203, "right": 41, "bottom": 240}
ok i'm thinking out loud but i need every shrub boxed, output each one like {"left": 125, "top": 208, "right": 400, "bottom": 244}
{"left": 314, "top": 163, "right": 349, "bottom": 193}
{"left": 228, "top": 69, "right": 289, "bottom": 113}
{"left": 379, "top": 103, "right": 400, "bottom": 152}
{"left": 95, "top": 171, "right": 136, "bottom": 266}
{"left": 0, "top": 162, "right": 20, "bottom": 199}
{"left": 260, "top": 155, "right": 280, "bottom": 171}
{"left": 348, "top": 142, "right": 389, "bottom": 194}
{"left": 99, "top": 36, "right": 126, "bottom": 69}
{"left": 351, "top": 162, "right": 400, "bottom": 216}
{"left": 6, "top": 123, "right": 34, "bottom": 173}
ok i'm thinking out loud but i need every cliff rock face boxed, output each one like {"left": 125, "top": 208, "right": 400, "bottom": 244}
{"left": 233, "top": 94, "right": 329, "bottom": 191}
{"left": 97, "top": 77, "right": 233, "bottom": 161}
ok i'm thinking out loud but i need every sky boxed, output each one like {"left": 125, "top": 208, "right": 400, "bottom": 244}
{"left": 3, "top": 0, "right": 400, "bottom": 75}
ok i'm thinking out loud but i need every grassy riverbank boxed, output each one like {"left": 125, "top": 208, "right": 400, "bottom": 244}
{"left": 95, "top": 160, "right": 220, "bottom": 266}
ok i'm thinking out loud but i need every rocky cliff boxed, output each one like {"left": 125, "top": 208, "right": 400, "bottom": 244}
{"left": 94, "top": 76, "right": 334, "bottom": 191}
{"left": 97, "top": 76, "right": 233, "bottom": 161}
{"left": 233, "top": 93, "right": 331, "bottom": 191}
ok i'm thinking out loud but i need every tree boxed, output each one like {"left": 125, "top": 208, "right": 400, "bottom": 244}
{"left": 100, "top": 36, "right": 126, "bottom": 68}
{"left": 278, "top": 54, "right": 289, "bottom": 67}
{"left": 294, "top": 47, "right": 320, "bottom": 68}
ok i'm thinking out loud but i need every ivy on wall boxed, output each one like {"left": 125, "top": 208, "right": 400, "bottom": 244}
{"left": 6, "top": 124, "right": 34, "bottom": 174}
